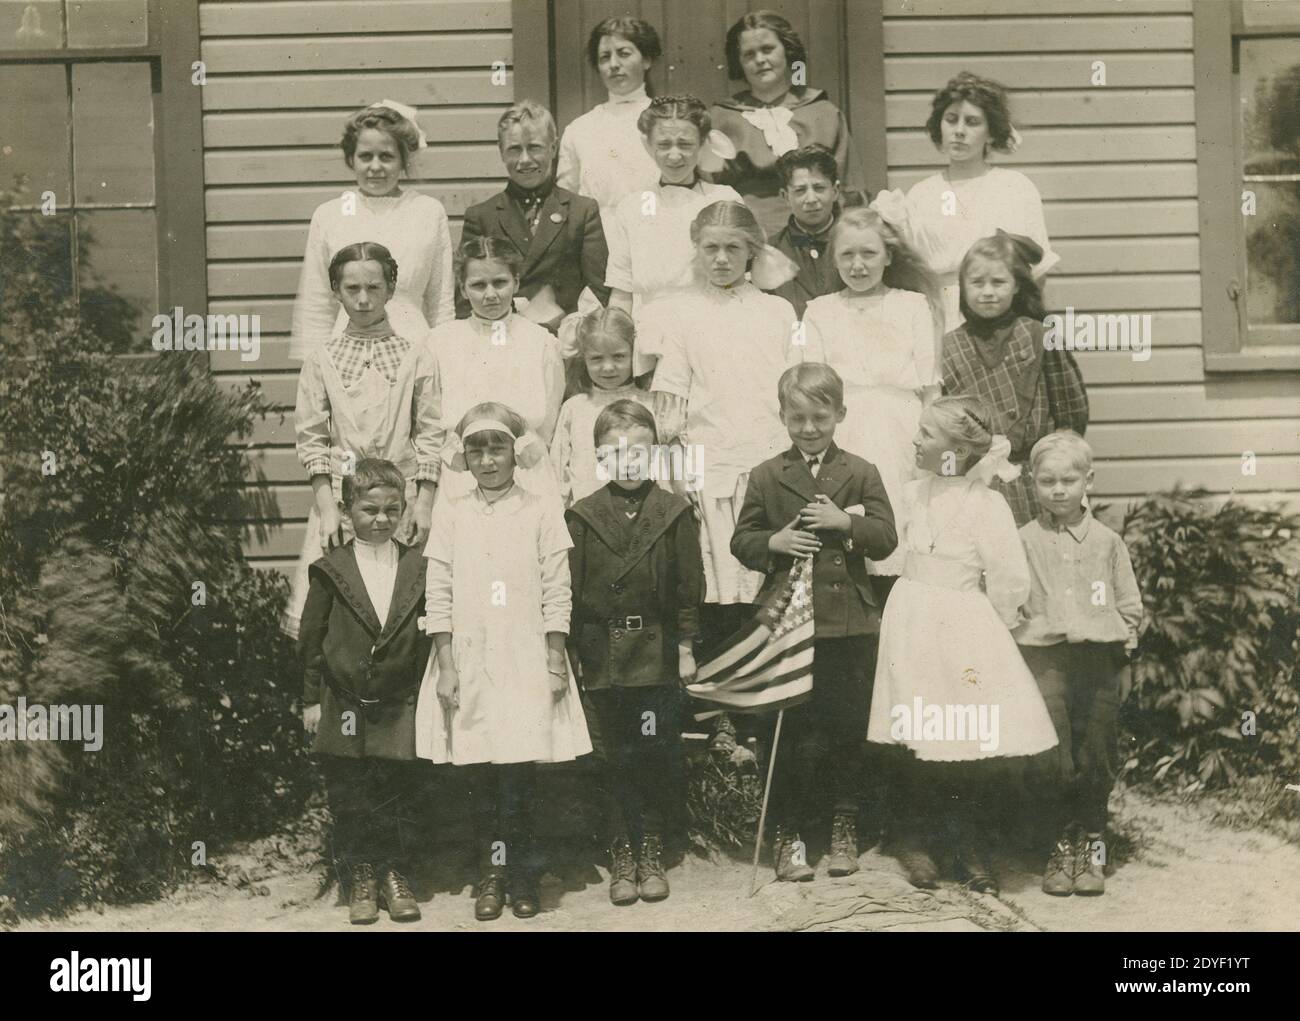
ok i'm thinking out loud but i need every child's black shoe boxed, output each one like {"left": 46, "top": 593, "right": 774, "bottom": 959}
{"left": 955, "top": 839, "right": 999, "bottom": 896}
{"left": 637, "top": 834, "right": 670, "bottom": 901}
{"left": 379, "top": 866, "right": 422, "bottom": 922}
{"left": 508, "top": 869, "right": 541, "bottom": 918}
{"left": 773, "top": 828, "right": 815, "bottom": 882}
{"left": 474, "top": 870, "right": 506, "bottom": 921}
{"left": 894, "top": 834, "right": 940, "bottom": 889}
{"left": 1073, "top": 833, "right": 1106, "bottom": 896}
{"left": 1041, "top": 829, "right": 1076, "bottom": 896}
{"left": 348, "top": 862, "right": 380, "bottom": 925}
{"left": 609, "top": 837, "right": 638, "bottom": 905}
{"left": 827, "top": 813, "right": 860, "bottom": 877}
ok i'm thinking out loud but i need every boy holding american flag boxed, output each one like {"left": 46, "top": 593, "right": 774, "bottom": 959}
{"left": 731, "top": 363, "right": 897, "bottom": 881}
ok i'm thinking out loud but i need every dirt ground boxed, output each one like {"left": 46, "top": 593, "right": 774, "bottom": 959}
{"left": 18, "top": 786, "right": 1299, "bottom": 933}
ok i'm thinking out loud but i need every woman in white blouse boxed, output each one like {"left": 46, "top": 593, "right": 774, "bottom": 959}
{"left": 556, "top": 16, "right": 662, "bottom": 220}
{"left": 289, "top": 101, "right": 455, "bottom": 362}
{"left": 873, "top": 72, "right": 1059, "bottom": 330}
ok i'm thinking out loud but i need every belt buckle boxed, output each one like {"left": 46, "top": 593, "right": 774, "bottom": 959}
{"left": 625, "top": 615, "right": 643, "bottom": 631}
{"left": 358, "top": 696, "right": 380, "bottom": 707}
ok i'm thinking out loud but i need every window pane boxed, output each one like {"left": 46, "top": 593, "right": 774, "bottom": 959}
{"left": 0, "top": 0, "right": 65, "bottom": 47}
{"left": 1240, "top": 38, "right": 1300, "bottom": 175}
{"left": 1244, "top": 182, "right": 1300, "bottom": 326}
{"left": 0, "top": 64, "right": 69, "bottom": 202}
{"left": 1241, "top": 1, "right": 1300, "bottom": 28}
{"left": 0, "top": 212, "right": 72, "bottom": 351}
{"left": 66, "top": 0, "right": 146, "bottom": 48}
{"left": 72, "top": 62, "right": 154, "bottom": 205}
{"left": 78, "top": 209, "right": 156, "bottom": 351}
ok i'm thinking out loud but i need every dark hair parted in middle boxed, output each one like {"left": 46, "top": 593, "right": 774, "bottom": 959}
{"left": 926, "top": 72, "right": 1016, "bottom": 154}
{"left": 328, "top": 241, "right": 399, "bottom": 291}
{"left": 637, "top": 94, "right": 712, "bottom": 140}
{"left": 724, "top": 10, "right": 807, "bottom": 83}
{"left": 775, "top": 144, "right": 840, "bottom": 189}
{"left": 586, "top": 16, "right": 662, "bottom": 69}
{"left": 456, "top": 235, "right": 524, "bottom": 284}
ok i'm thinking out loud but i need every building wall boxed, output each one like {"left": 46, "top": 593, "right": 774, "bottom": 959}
{"left": 883, "top": 0, "right": 1298, "bottom": 510}
{"left": 199, "top": 0, "right": 516, "bottom": 573}
{"left": 210, "top": 0, "right": 1298, "bottom": 572}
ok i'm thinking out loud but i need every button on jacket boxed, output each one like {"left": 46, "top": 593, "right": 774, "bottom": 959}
{"left": 566, "top": 484, "right": 704, "bottom": 689}
{"left": 731, "top": 442, "right": 897, "bottom": 637}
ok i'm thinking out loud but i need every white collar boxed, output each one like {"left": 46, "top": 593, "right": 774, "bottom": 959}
{"left": 606, "top": 85, "right": 648, "bottom": 107}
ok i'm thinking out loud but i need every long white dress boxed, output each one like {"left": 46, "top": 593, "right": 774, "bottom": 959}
{"left": 289, "top": 190, "right": 456, "bottom": 362}
{"left": 603, "top": 178, "right": 743, "bottom": 374}
{"left": 556, "top": 86, "right": 660, "bottom": 220}
{"left": 426, "top": 313, "right": 566, "bottom": 500}
{"left": 415, "top": 484, "right": 591, "bottom": 765}
{"left": 866, "top": 474, "right": 1058, "bottom": 761}
{"left": 646, "top": 281, "right": 802, "bottom": 604}
{"left": 893, "top": 167, "right": 1059, "bottom": 330}
{"left": 804, "top": 287, "right": 938, "bottom": 576}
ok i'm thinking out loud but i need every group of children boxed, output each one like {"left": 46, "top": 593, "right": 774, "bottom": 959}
{"left": 290, "top": 104, "right": 1143, "bottom": 925}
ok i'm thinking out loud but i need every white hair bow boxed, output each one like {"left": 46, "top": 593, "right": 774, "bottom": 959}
{"left": 442, "top": 428, "right": 547, "bottom": 472}
{"left": 372, "top": 98, "right": 428, "bottom": 149}
{"left": 969, "top": 434, "right": 1021, "bottom": 487}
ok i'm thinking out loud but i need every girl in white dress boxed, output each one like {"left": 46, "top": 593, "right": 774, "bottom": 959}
{"left": 283, "top": 242, "right": 443, "bottom": 638}
{"left": 549, "top": 308, "right": 655, "bottom": 506}
{"left": 290, "top": 102, "right": 455, "bottom": 361}
{"left": 416, "top": 402, "right": 591, "bottom": 921}
{"left": 602, "top": 95, "right": 742, "bottom": 374}
{"left": 803, "top": 207, "right": 943, "bottom": 585}
{"left": 426, "top": 236, "right": 565, "bottom": 500}
{"left": 870, "top": 73, "right": 1058, "bottom": 330}
{"left": 556, "top": 16, "right": 662, "bottom": 218}
{"left": 647, "top": 200, "right": 800, "bottom": 610}
{"left": 866, "top": 396, "right": 1057, "bottom": 895}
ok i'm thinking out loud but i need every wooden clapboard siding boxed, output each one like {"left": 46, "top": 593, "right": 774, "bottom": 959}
{"left": 881, "top": 0, "right": 1300, "bottom": 508}
{"left": 201, "top": 0, "right": 517, "bottom": 565}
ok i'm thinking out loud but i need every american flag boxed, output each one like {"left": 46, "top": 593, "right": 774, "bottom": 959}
{"left": 686, "top": 558, "right": 815, "bottom": 715}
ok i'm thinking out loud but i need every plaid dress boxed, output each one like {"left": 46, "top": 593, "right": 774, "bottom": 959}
{"left": 941, "top": 315, "right": 1089, "bottom": 525}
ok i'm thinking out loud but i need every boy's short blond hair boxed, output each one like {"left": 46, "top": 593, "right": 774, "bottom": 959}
{"left": 1029, "top": 429, "right": 1093, "bottom": 473}
{"left": 778, "top": 362, "right": 844, "bottom": 411}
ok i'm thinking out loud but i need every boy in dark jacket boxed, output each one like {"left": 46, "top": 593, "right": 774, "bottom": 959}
{"left": 300, "top": 458, "right": 433, "bottom": 924}
{"left": 566, "top": 400, "right": 704, "bottom": 906}
{"left": 767, "top": 145, "right": 856, "bottom": 318}
{"left": 731, "top": 363, "right": 896, "bottom": 882}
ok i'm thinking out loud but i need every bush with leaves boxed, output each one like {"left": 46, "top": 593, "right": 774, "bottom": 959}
{"left": 1115, "top": 489, "right": 1299, "bottom": 793}
{"left": 0, "top": 180, "right": 311, "bottom": 918}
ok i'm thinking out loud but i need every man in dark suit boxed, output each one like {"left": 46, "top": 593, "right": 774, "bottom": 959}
{"left": 731, "top": 362, "right": 896, "bottom": 884}
{"left": 456, "top": 100, "right": 610, "bottom": 329}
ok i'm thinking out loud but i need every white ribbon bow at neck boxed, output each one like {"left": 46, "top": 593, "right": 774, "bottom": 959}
{"left": 969, "top": 434, "right": 1021, "bottom": 487}
{"left": 696, "top": 129, "right": 738, "bottom": 174}
{"left": 740, "top": 105, "right": 798, "bottom": 158}
{"left": 372, "top": 98, "right": 428, "bottom": 149}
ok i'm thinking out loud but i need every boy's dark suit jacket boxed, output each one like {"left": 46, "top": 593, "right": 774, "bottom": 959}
{"left": 768, "top": 217, "right": 844, "bottom": 319}
{"left": 298, "top": 541, "right": 432, "bottom": 760}
{"left": 731, "top": 442, "right": 897, "bottom": 637}
{"left": 566, "top": 485, "right": 703, "bottom": 689}
{"left": 455, "top": 184, "right": 611, "bottom": 320}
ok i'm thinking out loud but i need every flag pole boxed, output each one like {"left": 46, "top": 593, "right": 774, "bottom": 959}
{"left": 749, "top": 707, "right": 785, "bottom": 897}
